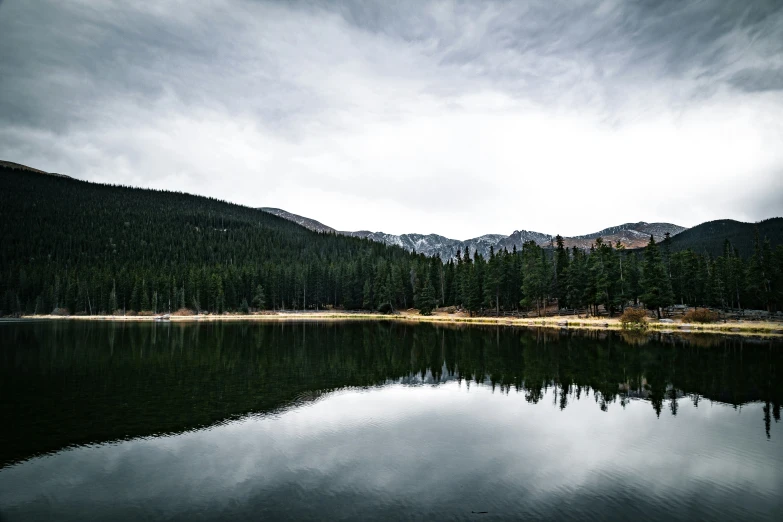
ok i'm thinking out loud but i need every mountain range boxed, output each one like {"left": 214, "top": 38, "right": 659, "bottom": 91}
{"left": 3, "top": 159, "right": 778, "bottom": 260}
{"left": 260, "top": 207, "right": 687, "bottom": 259}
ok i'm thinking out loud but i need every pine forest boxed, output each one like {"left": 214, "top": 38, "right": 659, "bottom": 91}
{"left": 2, "top": 166, "right": 782, "bottom": 317}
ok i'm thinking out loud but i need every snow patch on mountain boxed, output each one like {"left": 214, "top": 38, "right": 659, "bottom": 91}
{"left": 574, "top": 222, "right": 686, "bottom": 240}
{"left": 261, "top": 208, "right": 687, "bottom": 259}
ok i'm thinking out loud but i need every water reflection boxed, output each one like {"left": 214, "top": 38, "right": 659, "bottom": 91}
{"left": 1, "top": 321, "right": 781, "bottom": 469}
{"left": 0, "top": 322, "right": 782, "bottom": 520}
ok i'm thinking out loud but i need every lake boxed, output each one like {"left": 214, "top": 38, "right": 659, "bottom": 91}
{"left": 1, "top": 321, "right": 781, "bottom": 521}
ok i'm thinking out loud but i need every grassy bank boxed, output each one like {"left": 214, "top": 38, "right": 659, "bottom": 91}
{"left": 10, "top": 311, "right": 783, "bottom": 337}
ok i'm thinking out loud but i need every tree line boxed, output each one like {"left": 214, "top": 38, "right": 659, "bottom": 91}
{"left": 405, "top": 231, "right": 783, "bottom": 317}
{"left": 1, "top": 166, "right": 782, "bottom": 316}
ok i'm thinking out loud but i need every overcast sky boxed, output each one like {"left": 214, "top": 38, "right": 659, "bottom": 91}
{"left": 1, "top": 0, "right": 782, "bottom": 239}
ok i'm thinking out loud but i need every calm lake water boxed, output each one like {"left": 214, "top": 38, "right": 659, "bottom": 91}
{"left": 1, "top": 321, "right": 781, "bottom": 521}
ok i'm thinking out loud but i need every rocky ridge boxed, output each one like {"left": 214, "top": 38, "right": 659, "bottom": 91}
{"left": 259, "top": 208, "right": 686, "bottom": 260}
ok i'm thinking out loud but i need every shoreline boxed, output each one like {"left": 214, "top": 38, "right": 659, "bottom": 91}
{"left": 6, "top": 312, "right": 783, "bottom": 337}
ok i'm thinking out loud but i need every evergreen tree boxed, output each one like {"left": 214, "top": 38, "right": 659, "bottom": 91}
{"left": 662, "top": 232, "right": 672, "bottom": 278}
{"left": 252, "top": 284, "right": 266, "bottom": 310}
{"left": 640, "top": 236, "right": 674, "bottom": 318}
{"left": 460, "top": 248, "right": 473, "bottom": 309}
{"left": 746, "top": 231, "right": 773, "bottom": 312}
{"left": 554, "top": 235, "right": 570, "bottom": 309}
{"left": 466, "top": 253, "right": 484, "bottom": 316}
{"left": 625, "top": 252, "right": 641, "bottom": 307}
{"left": 520, "top": 241, "right": 547, "bottom": 316}
{"left": 128, "top": 279, "right": 138, "bottom": 312}
{"left": 615, "top": 243, "right": 627, "bottom": 311}
{"left": 362, "top": 279, "right": 373, "bottom": 310}
{"left": 483, "top": 246, "right": 506, "bottom": 315}
{"left": 418, "top": 276, "right": 436, "bottom": 316}
{"left": 108, "top": 281, "right": 118, "bottom": 313}
{"left": 375, "top": 269, "right": 393, "bottom": 312}
{"left": 141, "top": 279, "right": 150, "bottom": 311}
{"left": 391, "top": 265, "right": 407, "bottom": 309}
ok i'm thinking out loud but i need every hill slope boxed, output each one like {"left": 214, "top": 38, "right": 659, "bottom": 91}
{"left": 669, "top": 218, "right": 783, "bottom": 257}
{"left": 0, "top": 159, "right": 71, "bottom": 178}
{"left": 259, "top": 207, "right": 336, "bottom": 234}
{"left": 0, "top": 165, "right": 417, "bottom": 315}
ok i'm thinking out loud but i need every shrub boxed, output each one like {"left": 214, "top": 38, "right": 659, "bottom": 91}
{"left": 51, "top": 307, "right": 70, "bottom": 316}
{"left": 682, "top": 308, "right": 719, "bottom": 324}
{"left": 171, "top": 308, "right": 194, "bottom": 316}
{"left": 620, "top": 308, "right": 648, "bottom": 329}
{"left": 377, "top": 302, "right": 393, "bottom": 314}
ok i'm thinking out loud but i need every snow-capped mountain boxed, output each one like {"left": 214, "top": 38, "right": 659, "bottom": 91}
{"left": 564, "top": 222, "right": 688, "bottom": 249}
{"left": 497, "top": 230, "right": 555, "bottom": 251}
{"left": 347, "top": 232, "right": 458, "bottom": 255}
{"left": 259, "top": 208, "right": 686, "bottom": 259}
{"left": 573, "top": 222, "right": 687, "bottom": 241}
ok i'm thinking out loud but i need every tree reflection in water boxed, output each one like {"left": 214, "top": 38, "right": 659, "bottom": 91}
{"left": 1, "top": 321, "right": 780, "bottom": 468}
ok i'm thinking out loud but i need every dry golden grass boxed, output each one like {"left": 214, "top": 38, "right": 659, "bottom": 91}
{"left": 11, "top": 311, "right": 783, "bottom": 337}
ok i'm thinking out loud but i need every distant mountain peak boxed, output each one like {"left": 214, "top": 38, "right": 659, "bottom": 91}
{"left": 261, "top": 207, "right": 688, "bottom": 260}
{"left": 573, "top": 222, "right": 686, "bottom": 242}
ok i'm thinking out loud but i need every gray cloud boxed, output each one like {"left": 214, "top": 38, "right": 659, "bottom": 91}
{"left": 0, "top": 0, "right": 781, "bottom": 237}
{"left": 729, "top": 67, "right": 783, "bottom": 92}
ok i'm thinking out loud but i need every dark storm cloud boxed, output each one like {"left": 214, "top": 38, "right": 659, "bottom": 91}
{"left": 2, "top": 0, "right": 780, "bottom": 131}
{"left": 324, "top": 0, "right": 783, "bottom": 97}
{"left": 0, "top": 0, "right": 781, "bottom": 236}
{"left": 625, "top": 0, "right": 783, "bottom": 74}
{"left": 0, "top": 2, "right": 249, "bottom": 130}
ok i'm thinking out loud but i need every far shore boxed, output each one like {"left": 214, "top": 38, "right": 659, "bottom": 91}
{"left": 6, "top": 311, "right": 783, "bottom": 337}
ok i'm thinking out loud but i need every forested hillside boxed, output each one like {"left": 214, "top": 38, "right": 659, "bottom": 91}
{"left": 668, "top": 218, "right": 783, "bottom": 257}
{"left": 1, "top": 166, "right": 781, "bottom": 317}
{"left": 0, "top": 166, "right": 421, "bottom": 315}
